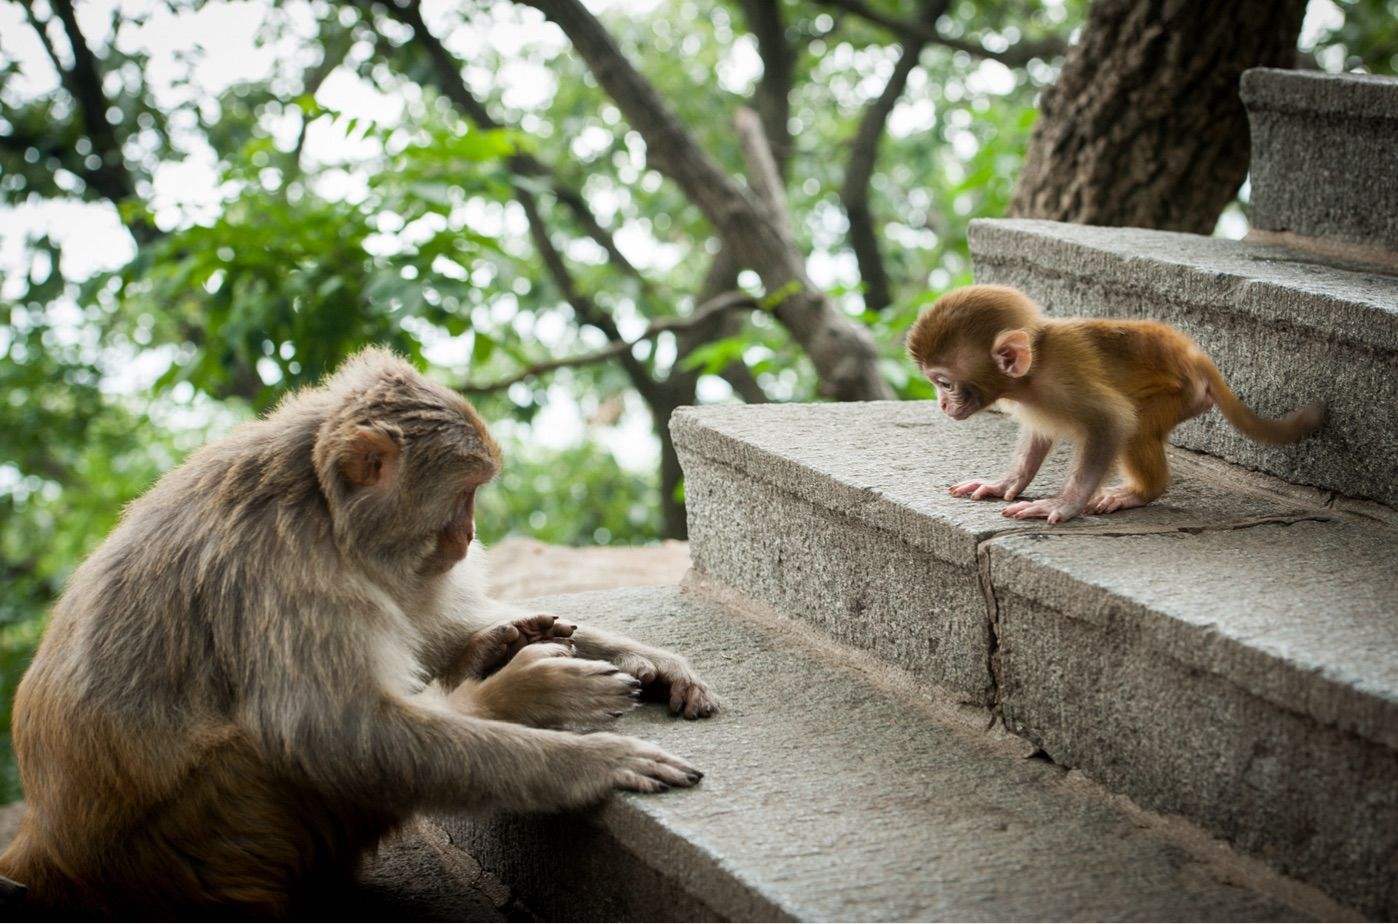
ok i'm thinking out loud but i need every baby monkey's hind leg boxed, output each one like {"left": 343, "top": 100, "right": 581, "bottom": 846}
{"left": 1091, "top": 435, "right": 1169, "bottom": 514}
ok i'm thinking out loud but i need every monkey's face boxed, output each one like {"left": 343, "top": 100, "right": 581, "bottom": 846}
{"left": 923, "top": 365, "right": 985, "bottom": 421}
{"left": 397, "top": 401, "right": 502, "bottom": 577}
{"left": 415, "top": 478, "right": 483, "bottom": 577}
{"left": 322, "top": 363, "right": 502, "bottom": 578}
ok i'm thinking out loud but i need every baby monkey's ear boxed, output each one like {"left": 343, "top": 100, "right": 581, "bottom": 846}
{"left": 991, "top": 329, "right": 1033, "bottom": 378}
{"left": 340, "top": 425, "right": 401, "bottom": 488}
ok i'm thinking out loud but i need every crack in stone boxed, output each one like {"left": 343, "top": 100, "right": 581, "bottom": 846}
{"left": 969, "top": 510, "right": 1336, "bottom": 741}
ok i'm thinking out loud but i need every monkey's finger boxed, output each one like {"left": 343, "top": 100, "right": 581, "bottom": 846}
{"left": 641, "top": 759, "right": 702, "bottom": 788}
{"left": 613, "top": 770, "right": 669, "bottom": 794}
{"left": 514, "top": 613, "right": 558, "bottom": 641}
{"left": 668, "top": 680, "right": 689, "bottom": 715}
{"left": 513, "top": 641, "right": 573, "bottom": 666}
{"left": 640, "top": 747, "right": 703, "bottom": 779}
{"left": 682, "top": 685, "right": 718, "bottom": 720}
{"left": 618, "top": 656, "right": 658, "bottom": 686}
{"left": 549, "top": 619, "right": 577, "bottom": 638}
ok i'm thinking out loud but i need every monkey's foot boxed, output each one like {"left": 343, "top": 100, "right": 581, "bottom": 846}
{"left": 475, "top": 642, "right": 644, "bottom": 728}
{"left": 457, "top": 614, "right": 578, "bottom": 680}
{"left": 1001, "top": 497, "right": 1084, "bottom": 524}
{"left": 1089, "top": 489, "right": 1150, "bottom": 515}
{"left": 614, "top": 652, "right": 719, "bottom": 720}
{"left": 949, "top": 476, "right": 1028, "bottom": 501}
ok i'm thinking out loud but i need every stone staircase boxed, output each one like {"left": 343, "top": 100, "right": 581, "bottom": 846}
{"left": 444, "top": 68, "right": 1397, "bottom": 920}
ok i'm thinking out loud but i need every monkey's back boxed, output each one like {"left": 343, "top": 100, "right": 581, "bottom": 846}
{"left": 1, "top": 407, "right": 355, "bottom": 912}
{"left": 1060, "top": 318, "right": 1206, "bottom": 420}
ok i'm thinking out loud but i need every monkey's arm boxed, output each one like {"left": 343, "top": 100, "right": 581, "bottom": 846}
{"left": 251, "top": 641, "right": 698, "bottom": 812}
{"left": 950, "top": 430, "right": 1053, "bottom": 501}
{"left": 570, "top": 625, "right": 718, "bottom": 720}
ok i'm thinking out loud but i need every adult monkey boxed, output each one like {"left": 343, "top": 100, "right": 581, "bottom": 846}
{"left": 0, "top": 349, "right": 714, "bottom": 915}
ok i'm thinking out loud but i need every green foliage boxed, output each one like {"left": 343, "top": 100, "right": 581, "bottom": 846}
{"left": 478, "top": 438, "right": 661, "bottom": 547}
{"left": 1310, "top": 0, "right": 1398, "bottom": 74}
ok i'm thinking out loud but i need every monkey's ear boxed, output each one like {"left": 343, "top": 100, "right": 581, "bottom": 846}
{"left": 992, "top": 329, "right": 1033, "bottom": 378}
{"left": 340, "top": 426, "right": 401, "bottom": 488}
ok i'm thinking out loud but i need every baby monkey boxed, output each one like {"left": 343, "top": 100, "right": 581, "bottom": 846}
{"left": 906, "top": 285, "right": 1324, "bottom": 523}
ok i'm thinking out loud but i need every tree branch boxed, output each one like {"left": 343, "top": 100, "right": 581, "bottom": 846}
{"left": 515, "top": 183, "right": 667, "bottom": 405}
{"left": 839, "top": 1, "right": 942, "bottom": 313}
{"left": 676, "top": 247, "right": 769, "bottom": 404}
{"left": 814, "top": 0, "right": 1066, "bottom": 67}
{"left": 519, "top": 0, "right": 890, "bottom": 401}
{"left": 733, "top": 107, "right": 797, "bottom": 250}
{"left": 368, "top": 0, "right": 648, "bottom": 289}
{"left": 287, "top": 26, "right": 355, "bottom": 185}
{"left": 462, "top": 291, "right": 757, "bottom": 394}
{"left": 737, "top": 0, "right": 793, "bottom": 176}
{"left": 46, "top": 0, "right": 155, "bottom": 241}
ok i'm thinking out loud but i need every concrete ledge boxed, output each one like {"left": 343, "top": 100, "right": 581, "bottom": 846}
{"left": 968, "top": 217, "right": 1398, "bottom": 505}
{"left": 1242, "top": 68, "right": 1398, "bottom": 251}
{"left": 446, "top": 585, "right": 1347, "bottom": 921}
{"left": 672, "top": 401, "right": 1398, "bottom": 915}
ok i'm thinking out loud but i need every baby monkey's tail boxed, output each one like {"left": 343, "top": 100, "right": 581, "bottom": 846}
{"left": 1198, "top": 356, "right": 1325, "bottom": 444}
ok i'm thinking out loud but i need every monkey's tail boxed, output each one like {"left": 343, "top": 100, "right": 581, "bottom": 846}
{"left": 1198, "top": 356, "right": 1325, "bottom": 444}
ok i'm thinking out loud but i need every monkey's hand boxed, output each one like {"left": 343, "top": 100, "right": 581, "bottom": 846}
{"left": 454, "top": 614, "right": 578, "bottom": 681}
{"left": 1001, "top": 496, "right": 1085, "bottom": 524}
{"left": 612, "top": 651, "right": 718, "bottom": 721}
{"left": 570, "top": 732, "right": 704, "bottom": 795}
{"left": 949, "top": 475, "right": 1032, "bottom": 502}
{"left": 463, "top": 643, "right": 643, "bottom": 728}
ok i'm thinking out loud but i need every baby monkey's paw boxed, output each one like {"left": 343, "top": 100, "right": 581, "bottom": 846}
{"left": 456, "top": 613, "right": 578, "bottom": 680}
{"left": 1089, "top": 488, "right": 1149, "bottom": 515}
{"left": 1001, "top": 496, "right": 1084, "bottom": 524}
{"left": 950, "top": 476, "right": 1029, "bottom": 502}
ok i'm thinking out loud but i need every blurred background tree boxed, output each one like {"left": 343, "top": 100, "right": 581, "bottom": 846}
{"left": 1, "top": 0, "right": 1393, "bottom": 800}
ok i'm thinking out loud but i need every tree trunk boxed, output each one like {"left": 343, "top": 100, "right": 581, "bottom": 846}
{"left": 1010, "top": 0, "right": 1306, "bottom": 234}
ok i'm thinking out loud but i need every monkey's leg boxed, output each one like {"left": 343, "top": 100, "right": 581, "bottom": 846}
{"left": 1091, "top": 435, "right": 1169, "bottom": 514}
{"left": 571, "top": 626, "right": 719, "bottom": 720}
{"left": 1003, "top": 423, "right": 1120, "bottom": 524}
{"left": 951, "top": 432, "right": 1053, "bottom": 501}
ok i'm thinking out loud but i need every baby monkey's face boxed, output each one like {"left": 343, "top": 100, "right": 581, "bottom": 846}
{"left": 923, "top": 365, "right": 984, "bottom": 421}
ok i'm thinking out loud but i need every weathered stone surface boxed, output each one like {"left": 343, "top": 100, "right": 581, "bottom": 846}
{"left": 989, "top": 523, "right": 1398, "bottom": 915}
{"left": 446, "top": 585, "right": 1345, "bottom": 922}
{"left": 968, "top": 217, "right": 1398, "bottom": 506}
{"left": 672, "top": 401, "right": 1398, "bottom": 915}
{"left": 1242, "top": 68, "right": 1398, "bottom": 251}
{"left": 674, "top": 401, "right": 1316, "bottom": 702}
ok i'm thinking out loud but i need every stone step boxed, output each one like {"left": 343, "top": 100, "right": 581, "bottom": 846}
{"left": 445, "top": 585, "right": 1353, "bottom": 922}
{"left": 1242, "top": 68, "right": 1398, "bottom": 255}
{"left": 670, "top": 401, "right": 1398, "bottom": 917}
{"left": 967, "top": 217, "right": 1398, "bottom": 506}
